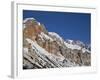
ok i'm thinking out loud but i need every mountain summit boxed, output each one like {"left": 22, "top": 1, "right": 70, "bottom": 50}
{"left": 23, "top": 18, "right": 91, "bottom": 69}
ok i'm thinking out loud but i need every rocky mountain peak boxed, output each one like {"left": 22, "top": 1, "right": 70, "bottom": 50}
{"left": 23, "top": 18, "right": 91, "bottom": 69}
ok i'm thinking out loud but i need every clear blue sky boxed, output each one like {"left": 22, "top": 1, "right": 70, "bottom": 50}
{"left": 23, "top": 10, "right": 91, "bottom": 44}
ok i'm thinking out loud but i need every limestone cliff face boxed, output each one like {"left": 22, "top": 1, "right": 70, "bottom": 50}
{"left": 23, "top": 18, "right": 91, "bottom": 69}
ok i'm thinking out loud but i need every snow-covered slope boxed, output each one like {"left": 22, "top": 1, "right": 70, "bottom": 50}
{"left": 24, "top": 38, "right": 76, "bottom": 68}
{"left": 23, "top": 18, "right": 36, "bottom": 23}
{"left": 49, "top": 32, "right": 64, "bottom": 44}
{"left": 49, "top": 32, "right": 90, "bottom": 53}
{"left": 64, "top": 41, "right": 81, "bottom": 50}
{"left": 39, "top": 32, "right": 53, "bottom": 41}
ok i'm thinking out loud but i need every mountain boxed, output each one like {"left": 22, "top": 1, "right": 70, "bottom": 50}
{"left": 23, "top": 18, "right": 91, "bottom": 69}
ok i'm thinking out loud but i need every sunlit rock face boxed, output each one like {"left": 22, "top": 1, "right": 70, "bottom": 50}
{"left": 23, "top": 18, "right": 91, "bottom": 69}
